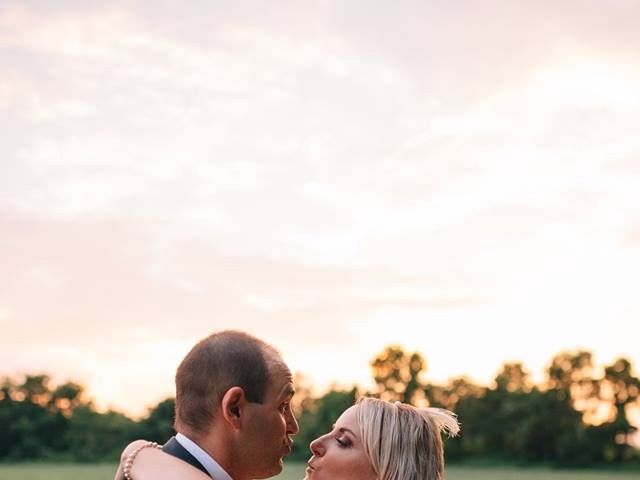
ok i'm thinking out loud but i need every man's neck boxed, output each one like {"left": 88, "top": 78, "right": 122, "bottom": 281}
{"left": 176, "top": 432, "right": 235, "bottom": 480}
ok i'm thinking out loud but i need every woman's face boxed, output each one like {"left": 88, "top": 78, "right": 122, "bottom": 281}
{"left": 304, "top": 405, "right": 377, "bottom": 480}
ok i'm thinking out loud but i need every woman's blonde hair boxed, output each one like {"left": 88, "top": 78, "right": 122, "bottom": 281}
{"left": 356, "top": 397, "right": 460, "bottom": 480}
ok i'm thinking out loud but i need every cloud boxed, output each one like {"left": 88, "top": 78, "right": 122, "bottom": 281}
{"left": 2, "top": 0, "right": 640, "bottom": 413}
{"left": 625, "top": 228, "right": 640, "bottom": 247}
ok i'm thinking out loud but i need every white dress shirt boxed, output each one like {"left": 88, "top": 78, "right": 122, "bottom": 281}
{"left": 175, "top": 432, "right": 233, "bottom": 480}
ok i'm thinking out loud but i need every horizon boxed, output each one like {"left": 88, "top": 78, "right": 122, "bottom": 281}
{"left": 4, "top": 338, "right": 637, "bottom": 420}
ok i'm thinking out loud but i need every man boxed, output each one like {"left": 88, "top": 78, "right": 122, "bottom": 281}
{"left": 115, "top": 330, "right": 299, "bottom": 480}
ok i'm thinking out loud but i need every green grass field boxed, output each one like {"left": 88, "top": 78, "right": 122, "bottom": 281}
{"left": 0, "top": 463, "right": 638, "bottom": 480}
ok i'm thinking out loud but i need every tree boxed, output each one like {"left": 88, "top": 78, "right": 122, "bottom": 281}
{"left": 49, "top": 382, "right": 85, "bottom": 417}
{"left": 370, "top": 345, "right": 425, "bottom": 403}
{"left": 17, "top": 375, "right": 51, "bottom": 406}
{"left": 65, "top": 405, "right": 139, "bottom": 461}
{"left": 0, "top": 374, "right": 70, "bottom": 459}
{"left": 601, "top": 357, "right": 640, "bottom": 461}
{"left": 425, "top": 376, "right": 485, "bottom": 411}
{"left": 546, "top": 350, "right": 600, "bottom": 420}
{"left": 0, "top": 373, "right": 136, "bottom": 461}
{"left": 290, "top": 387, "right": 358, "bottom": 461}
{"left": 494, "top": 363, "right": 531, "bottom": 393}
{"left": 0, "top": 377, "right": 15, "bottom": 402}
{"left": 139, "top": 398, "right": 176, "bottom": 442}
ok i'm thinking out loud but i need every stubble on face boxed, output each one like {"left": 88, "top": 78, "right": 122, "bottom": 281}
{"left": 242, "top": 353, "right": 297, "bottom": 479}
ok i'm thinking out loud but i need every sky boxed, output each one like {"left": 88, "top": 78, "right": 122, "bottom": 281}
{"left": 1, "top": 1, "right": 640, "bottom": 418}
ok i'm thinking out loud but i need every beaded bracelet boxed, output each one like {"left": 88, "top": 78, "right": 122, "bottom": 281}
{"left": 123, "top": 441, "right": 162, "bottom": 480}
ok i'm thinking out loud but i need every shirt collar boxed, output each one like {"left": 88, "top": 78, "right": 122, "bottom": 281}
{"left": 175, "top": 432, "right": 233, "bottom": 480}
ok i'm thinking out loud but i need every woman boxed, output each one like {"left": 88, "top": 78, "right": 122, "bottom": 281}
{"left": 118, "top": 396, "right": 459, "bottom": 480}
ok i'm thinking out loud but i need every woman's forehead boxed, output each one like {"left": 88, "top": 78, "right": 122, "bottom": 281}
{"left": 336, "top": 405, "right": 359, "bottom": 427}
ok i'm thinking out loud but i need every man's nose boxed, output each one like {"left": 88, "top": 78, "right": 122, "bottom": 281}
{"left": 287, "top": 410, "right": 300, "bottom": 435}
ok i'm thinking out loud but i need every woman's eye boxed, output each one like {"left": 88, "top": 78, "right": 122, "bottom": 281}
{"left": 336, "top": 437, "right": 350, "bottom": 447}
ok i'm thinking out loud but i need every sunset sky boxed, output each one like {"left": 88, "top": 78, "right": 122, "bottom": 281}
{"left": 2, "top": 1, "right": 640, "bottom": 417}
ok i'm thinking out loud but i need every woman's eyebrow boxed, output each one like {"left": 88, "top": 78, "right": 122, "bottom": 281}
{"left": 331, "top": 424, "right": 356, "bottom": 436}
{"left": 337, "top": 427, "right": 357, "bottom": 437}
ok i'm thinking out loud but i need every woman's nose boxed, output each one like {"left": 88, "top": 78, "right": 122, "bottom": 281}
{"left": 310, "top": 435, "right": 326, "bottom": 456}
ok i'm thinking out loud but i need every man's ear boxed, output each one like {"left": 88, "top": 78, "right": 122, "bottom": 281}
{"left": 220, "top": 386, "right": 246, "bottom": 429}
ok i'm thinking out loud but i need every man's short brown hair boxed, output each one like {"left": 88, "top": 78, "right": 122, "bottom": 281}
{"left": 174, "top": 330, "right": 279, "bottom": 436}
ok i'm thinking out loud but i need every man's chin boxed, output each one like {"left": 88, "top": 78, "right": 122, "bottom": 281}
{"left": 253, "top": 462, "right": 284, "bottom": 479}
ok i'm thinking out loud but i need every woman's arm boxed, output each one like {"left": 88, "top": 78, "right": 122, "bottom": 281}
{"left": 114, "top": 440, "right": 147, "bottom": 480}
{"left": 114, "top": 440, "right": 210, "bottom": 480}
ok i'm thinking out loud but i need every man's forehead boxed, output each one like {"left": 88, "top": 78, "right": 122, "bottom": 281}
{"left": 266, "top": 359, "right": 295, "bottom": 397}
{"left": 273, "top": 365, "right": 294, "bottom": 386}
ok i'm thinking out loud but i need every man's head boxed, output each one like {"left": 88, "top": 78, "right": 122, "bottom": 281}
{"left": 174, "top": 330, "right": 299, "bottom": 479}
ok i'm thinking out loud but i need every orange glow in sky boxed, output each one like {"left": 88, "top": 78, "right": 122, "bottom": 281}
{"left": 2, "top": 1, "right": 640, "bottom": 417}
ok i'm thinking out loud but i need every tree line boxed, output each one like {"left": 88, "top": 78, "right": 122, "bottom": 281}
{"left": 297, "top": 347, "right": 639, "bottom": 467}
{"left": 1, "top": 347, "right": 639, "bottom": 466}
{"left": 0, "top": 376, "right": 174, "bottom": 461}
